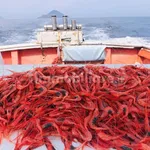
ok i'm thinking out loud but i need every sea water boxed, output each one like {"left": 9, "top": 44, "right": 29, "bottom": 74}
{"left": 0, "top": 17, "right": 150, "bottom": 46}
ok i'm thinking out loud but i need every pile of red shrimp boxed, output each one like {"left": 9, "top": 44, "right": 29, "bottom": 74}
{"left": 0, "top": 65, "right": 150, "bottom": 150}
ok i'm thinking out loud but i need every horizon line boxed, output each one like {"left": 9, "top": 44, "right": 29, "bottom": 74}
{"left": 1, "top": 16, "right": 150, "bottom": 20}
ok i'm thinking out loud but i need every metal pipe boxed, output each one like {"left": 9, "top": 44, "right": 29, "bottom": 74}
{"left": 63, "top": 16, "right": 68, "bottom": 30}
{"left": 51, "top": 16, "right": 57, "bottom": 31}
{"left": 44, "top": 25, "right": 53, "bottom": 30}
{"left": 71, "top": 20, "right": 77, "bottom": 30}
{"left": 81, "top": 42, "right": 143, "bottom": 48}
{"left": 44, "top": 24, "right": 82, "bottom": 31}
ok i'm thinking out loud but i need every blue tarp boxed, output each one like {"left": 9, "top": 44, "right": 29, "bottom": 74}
{"left": 63, "top": 45, "right": 106, "bottom": 61}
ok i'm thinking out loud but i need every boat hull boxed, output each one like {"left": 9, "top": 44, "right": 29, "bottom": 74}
{"left": 1, "top": 46, "right": 150, "bottom": 64}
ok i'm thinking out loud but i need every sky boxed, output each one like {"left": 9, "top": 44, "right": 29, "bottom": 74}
{"left": 0, "top": 0, "right": 150, "bottom": 19}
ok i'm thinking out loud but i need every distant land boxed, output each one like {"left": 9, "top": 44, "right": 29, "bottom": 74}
{"left": 0, "top": 16, "right": 3, "bottom": 19}
{"left": 38, "top": 10, "right": 64, "bottom": 18}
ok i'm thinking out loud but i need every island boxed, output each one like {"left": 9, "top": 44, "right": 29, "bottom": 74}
{"left": 38, "top": 10, "right": 64, "bottom": 18}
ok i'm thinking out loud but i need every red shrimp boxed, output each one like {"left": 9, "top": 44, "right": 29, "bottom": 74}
{"left": 1, "top": 65, "right": 150, "bottom": 150}
{"left": 44, "top": 137, "right": 56, "bottom": 150}
{"left": 97, "top": 131, "right": 124, "bottom": 141}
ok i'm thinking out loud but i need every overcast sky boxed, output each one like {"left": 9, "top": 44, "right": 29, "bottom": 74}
{"left": 0, "top": 0, "right": 150, "bottom": 19}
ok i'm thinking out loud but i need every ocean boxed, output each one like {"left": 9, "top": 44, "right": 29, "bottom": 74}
{"left": 0, "top": 17, "right": 150, "bottom": 46}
